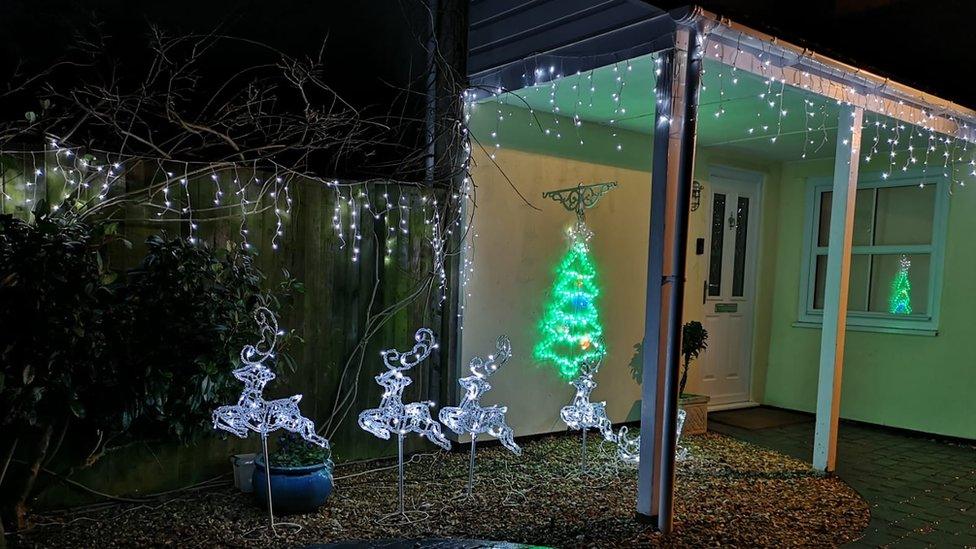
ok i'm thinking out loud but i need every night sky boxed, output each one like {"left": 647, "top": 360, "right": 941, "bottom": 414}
{"left": 0, "top": 0, "right": 971, "bottom": 171}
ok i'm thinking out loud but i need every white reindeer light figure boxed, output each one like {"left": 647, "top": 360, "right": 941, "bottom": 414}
{"left": 358, "top": 327, "right": 450, "bottom": 515}
{"left": 439, "top": 335, "right": 519, "bottom": 495}
{"left": 615, "top": 409, "right": 688, "bottom": 465}
{"left": 212, "top": 307, "right": 328, "bottom": 532}
{"left": 560, "top": 359, "right": 614, "bottom": 471}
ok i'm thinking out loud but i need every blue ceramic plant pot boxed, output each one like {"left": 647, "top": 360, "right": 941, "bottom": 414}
{"left": 252, "top": 456, "right": 334, "bottom": 514}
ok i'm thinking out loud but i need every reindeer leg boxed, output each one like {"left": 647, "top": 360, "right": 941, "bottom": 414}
{"left": 358, "top": 409, "right": 391, "bottom": 440}
{"left": 496, "top": 423, "right": 521, "bottom": 455}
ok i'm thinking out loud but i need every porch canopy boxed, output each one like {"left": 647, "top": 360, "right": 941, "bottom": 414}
{"left": 466, "top": 0, "right": 976, "bottom": 534}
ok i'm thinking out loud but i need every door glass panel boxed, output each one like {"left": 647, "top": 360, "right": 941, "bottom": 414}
{"left": 732, "top": 196, "right": 750, "bottom": 297}
{"left": 708, "top": 193, "right": 726, "bottom": 296}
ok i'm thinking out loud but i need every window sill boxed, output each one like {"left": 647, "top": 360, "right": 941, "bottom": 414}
{"left": 791, "top": 321, "right": 938, "bottom": 337}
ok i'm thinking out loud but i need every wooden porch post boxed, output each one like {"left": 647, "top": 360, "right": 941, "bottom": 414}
{"left": 813, "top": 104, "right": 863, "bottom": 472}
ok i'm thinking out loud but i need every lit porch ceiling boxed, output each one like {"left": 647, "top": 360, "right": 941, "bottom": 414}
{"left": 478, "top": 54, "right": 842, "bottom": 162}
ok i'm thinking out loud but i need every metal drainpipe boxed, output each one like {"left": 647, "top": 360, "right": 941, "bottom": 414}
{"left": 657, "top": 15, "right": 703, "bottom": 534}
{"left": 425, "top": 0, "right": 439, "bottom": 186}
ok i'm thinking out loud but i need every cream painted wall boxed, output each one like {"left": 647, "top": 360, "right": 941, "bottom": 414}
{"left": 463, "top": 147, "right": 651, "bottom": 437}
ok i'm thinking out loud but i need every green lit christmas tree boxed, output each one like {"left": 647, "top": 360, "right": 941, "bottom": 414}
{"left": 888, "top": 255, "right": 912, "bottom": 315}
{"left": 534, "top": 222, "right": 607, "bottom": 379}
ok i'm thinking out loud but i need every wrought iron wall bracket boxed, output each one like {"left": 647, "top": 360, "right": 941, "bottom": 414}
{"left": 542, "top": 181, "right": 617, "bottom": 222}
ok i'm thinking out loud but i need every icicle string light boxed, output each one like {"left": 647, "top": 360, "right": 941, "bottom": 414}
{"left": 467, "top": 46, "right": 976, "bottom": 194}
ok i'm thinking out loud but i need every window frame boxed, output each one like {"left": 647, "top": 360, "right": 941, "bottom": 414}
{"left": 796, "top": 171, "right": 949, "bottom": 335}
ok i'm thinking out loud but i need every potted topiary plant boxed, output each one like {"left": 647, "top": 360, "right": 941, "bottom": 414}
{"left": 679, "top": 321, "right": 709, "bottom": 435}
{"left": 253, "top": 433, "right": 334, "bottom": 514}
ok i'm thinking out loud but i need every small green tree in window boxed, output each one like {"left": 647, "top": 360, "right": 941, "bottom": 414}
{"left": 888, "top": 256, "right": 912, "bottom": 315}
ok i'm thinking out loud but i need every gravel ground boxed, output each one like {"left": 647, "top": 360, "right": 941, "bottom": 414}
{"left": 16, "top": 432, "right": 869, "bottom": 548}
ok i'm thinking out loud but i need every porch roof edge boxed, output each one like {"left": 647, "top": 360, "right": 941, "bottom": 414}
{"left": 680, "top": 5, "right": 976, "bottom": 139}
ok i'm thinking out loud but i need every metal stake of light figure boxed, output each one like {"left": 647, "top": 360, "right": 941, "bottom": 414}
{"left": 358, "top": 328, "right": 451, "bottom": 515}
{"left": 560, "top": 359, "right": 614, "bottom": 472}
{"left": 439, "top": 335, "right": 520, "bottom": 496}
{"left": 212, "top": 307, "right": 328, "bottom": 533}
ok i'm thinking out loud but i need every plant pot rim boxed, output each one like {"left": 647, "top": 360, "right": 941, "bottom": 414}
{"left": 679, "top": 393, "right": 710, "bottom": 404}
{"left": 254, "top": 456, "right": 333, "bottom": 475}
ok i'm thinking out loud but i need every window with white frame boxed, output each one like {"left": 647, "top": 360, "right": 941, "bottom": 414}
{"left": 798, "top": 173, "right": 948, "bottom": 334}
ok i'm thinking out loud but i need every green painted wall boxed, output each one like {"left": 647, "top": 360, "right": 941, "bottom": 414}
{"left": 762, "top": 158, "right": 976, "bottom": 440}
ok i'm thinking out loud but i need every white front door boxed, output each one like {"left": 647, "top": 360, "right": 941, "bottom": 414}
{"left": 699, "top": 168, "right": 762, "bottom": 407}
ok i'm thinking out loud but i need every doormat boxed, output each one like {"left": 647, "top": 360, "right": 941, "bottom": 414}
{"left": 710, "top": 407, "right": 812, "bottom": 430}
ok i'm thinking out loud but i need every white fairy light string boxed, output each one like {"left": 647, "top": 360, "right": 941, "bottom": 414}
{"left": 559, "top": 359, "right": 614, "bottom": 472}
{"left": 212, "top": 306, "right": 329, "bottom": 534}
{"left": 358, "top": 327, "right": 451, "bottom": 516}
{"left": 468, "top": 40, "right": 976, "bottom": 194}
{"left": 439, "top": 335, "right": 520, "bottom": 496}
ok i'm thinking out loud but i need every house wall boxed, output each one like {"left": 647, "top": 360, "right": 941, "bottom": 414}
{"left": 469, "top": 101, "right": 976, "bottom": 442}
{"left": 761, "top": 159, "right": 976, "bottom": 440}
{"left": 465, "top": 104, "right": 653, "bottom": 436}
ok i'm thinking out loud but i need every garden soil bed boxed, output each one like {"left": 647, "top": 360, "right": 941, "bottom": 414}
{"left": 17, "top": 432, "right": 869, "bottom": 548}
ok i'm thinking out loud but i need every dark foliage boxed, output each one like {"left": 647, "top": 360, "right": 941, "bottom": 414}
{"left": 679, "top": 321, "right": 709, "bottom": 396}
{"left": 0, "top": 209, "right": 301, "bottom": 524}
{"left": 111, "top": 235, "right": 302, "bottom": 440}
{"left": 0, "top": 203, "right": 118, "bottom": 431}
{"left": 269, "top": 433, "right": 330, "bottom": 468}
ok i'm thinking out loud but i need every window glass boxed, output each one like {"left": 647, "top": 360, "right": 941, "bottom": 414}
{"left": 817, "top": 189, "right": 876, "bottom": 247}
{"left": 867, "top": 253, "right": 930, "bottom": 315}
{"left": 732, "top": 196, "right": 750, "bottom": 297}
{"left": 847, "top": 254, "right": 871, "bottom": 311}
{"left": 874, "top": 185, "right": 935, "bottom": 245}
{"left": 808, "top": 180, "right": 939, "bottom": 324}
{"left": 708, "top": 193, "right": 726, "bottom": 296}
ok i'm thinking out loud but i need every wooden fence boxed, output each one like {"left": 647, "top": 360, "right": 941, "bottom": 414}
{"left": 1, "top": 152, "right": 453, "bottom": 506}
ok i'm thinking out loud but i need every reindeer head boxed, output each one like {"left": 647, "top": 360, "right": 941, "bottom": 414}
{"left": 232, "top": 362, "right": 276, "bottom": 387}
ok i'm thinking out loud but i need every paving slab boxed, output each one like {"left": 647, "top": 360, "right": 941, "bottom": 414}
{"left": 710, "top": 408, "right": 976, "bottom": 548}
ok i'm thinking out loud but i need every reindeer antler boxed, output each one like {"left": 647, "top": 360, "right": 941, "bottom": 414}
{"left": 381, "top": 328, "right": 437, "bottom": 370}
{"left": 469, "top": 335, "right": 512, "bottom": 377}
{"left": 240, "top": 306, "right": 278, "bottom": 365}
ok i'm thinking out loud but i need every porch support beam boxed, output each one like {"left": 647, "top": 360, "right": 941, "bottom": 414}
{"left": 636, "top": 23, "right": 702, "bottom": 533}
{"left": 813, "top": 104, "right": 864, "bottom": 472}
